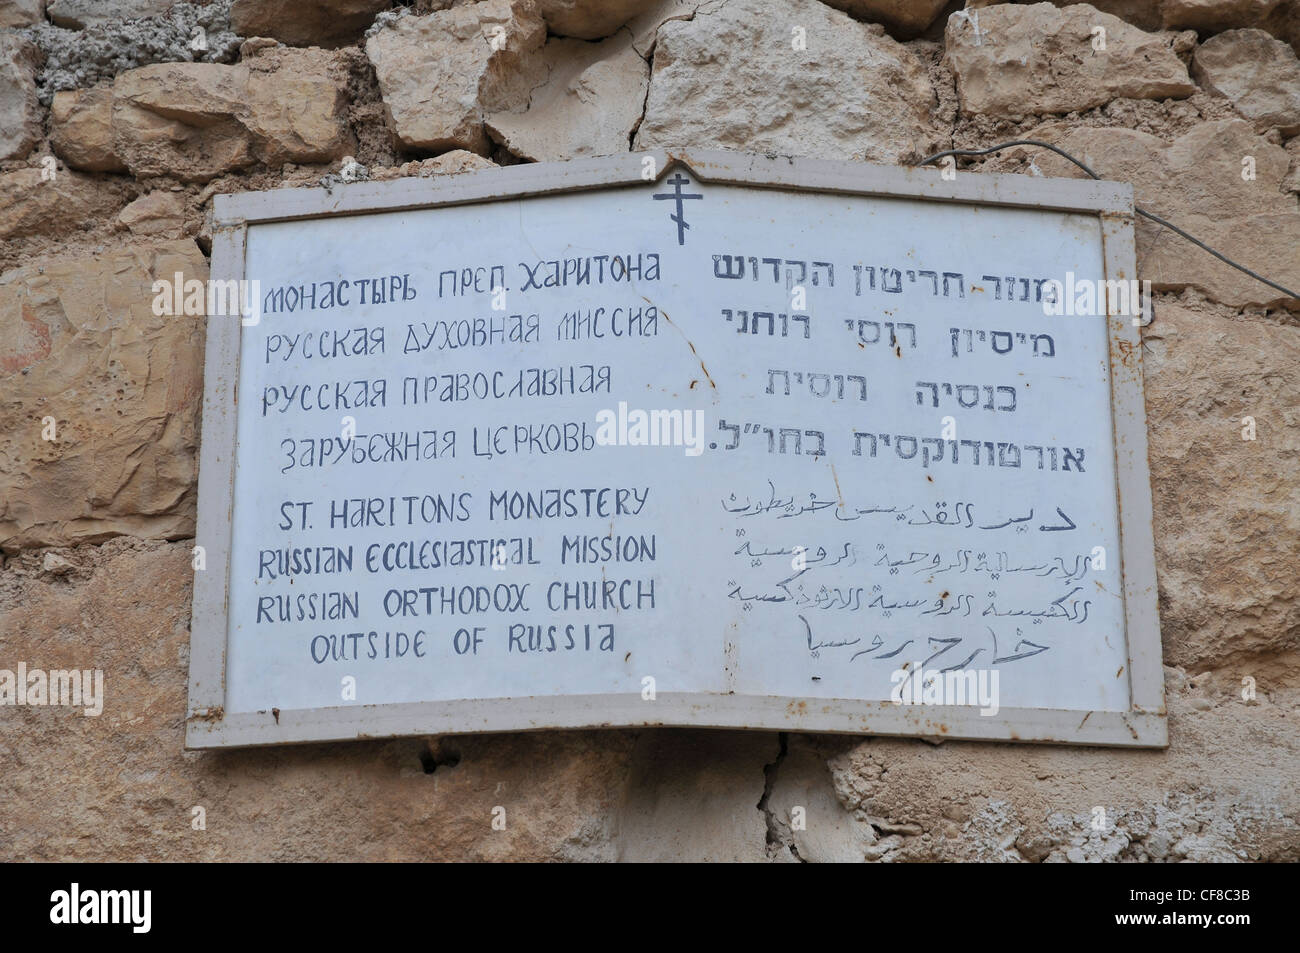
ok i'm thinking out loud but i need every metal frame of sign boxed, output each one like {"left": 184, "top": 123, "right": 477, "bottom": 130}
{"left": 187, "top": 149, "right": 1165, "bottom": 749}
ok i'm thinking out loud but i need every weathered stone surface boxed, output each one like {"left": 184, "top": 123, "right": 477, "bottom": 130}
{"left": 0, "top": 0, "right": 45, "bottom": 28}
{"left": 1070, "top": 0, "right": 1164, "bottom": 30}
{"left": 635, "top": 0, "right": 940, "bottom": 163}
{"left": 46, "top": 0, "right": 176, "bottom": 27}
{"left": 1193, "top": 29, "right": 1300, "bottom": 135}
{"left": 536, "top": 0, "right": 657, "bottom": 39}
{"left": 1142, "top": 300, "right": 1300, "bottom": 671}
{"left": 0, "top": 242, "right": 206, "bottom": 552}
{"left": 117, "top": 190, "right": 185, "bottom": 238}
{"left": 962, "top": 0, "right": 1295, "bottom": 37}
{"left": 0, "top": 168, "right": 122, "bottom": 241}
{"left": 766, "top": 740, "right": 881, "bottom": 862}
{"left": 400, "top": 150, "right": 497, "bottom": 178}
{"left": 1, "top": 534, "right": 1296, "bottom": 862}
{"left": 1262, "top": 2, "right": 1300, "bottom": 56}
{"left": 242, "top": 49, "right": 353, "bottom": 166}
{"left": 375, "top": 150, "right": 498, "bottom": 181}
{"left": 486, "top": 33, "right": 649, "bottom": 161}
{"left": 1162, "top": 0, "right": 1288, "bottom": 31}
{"left": 626, "top": 0, "right": 701, "bottom": 55}
{"left": 824, "top": 679, "right": 1300, "bottom": 861}
{"left": 112, "top": 63, "right": 253, "bottom": 181}
{"left": 29, "top": 1, "right": 242, "bottom": 105}
{"left": 821, "top": 0, "right": 950, "bottom": 35}
{"left": 366, "top": 0, "right": 547, "bottom": 155}
{"left": 947, "top": 3, "right": 1195, "bottom": 117}
{"left": 0, "top": 537, "right": 639, "bottom": 860}
{"left": 50, "top": 87, "right": 127, "bottom": 173}
{"left": 111, "top": 51, "right": 351, "bottom": 181}
{"left": 1285, "top": 135, "right": 1300, "bottom": 193}
{"left": 1020, "top": 120, "right": 1300, "bottom": 306}
{"left": 615, "top": 729, "right": 774, "bottom": 861}
{"left": 0, "top": 35, "right": 41, "bottom": 162}
{"left": 230, "top": 0, "right": 389, "bottom": 47}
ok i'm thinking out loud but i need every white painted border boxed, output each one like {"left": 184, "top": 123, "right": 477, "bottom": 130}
{"left": 188, "top": 150, "right": 1164, "bottom": 749}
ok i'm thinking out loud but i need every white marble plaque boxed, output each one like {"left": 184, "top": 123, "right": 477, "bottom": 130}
{"left": 188, "top": 152, "right": 1164, "bottom": 748}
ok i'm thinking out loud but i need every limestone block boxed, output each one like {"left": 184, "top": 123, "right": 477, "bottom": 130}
{"left": 535, "top": 0, "right": 658, "bottom": 39}
{"left": 366, "top": 0, "right": 547, "bottom": 155}
{"left": 230, "top": 0, "right": 390, "bottom": 47}
{"left": 0, "top": 35, "right": 41, "bottom": 162}
{"left": 117, "top": 190, "right": 186, "bottom": 238}
{"left": 0, "top": 0, "right": 46, "bottom": 28}
{"left": 946, "top": 2, "right": 1195, "bottom": 117}
{"left": 635, "top": 0, "right": 941, "bottom": 164}
{"left": 0, "top": 168, "right": 122, "bottom": 241}
{"left": 1142, "top": 300, "right": 1300, "bottom": 669}
{"left": 111, "top": 51, "right": 351, "bottom": 182}
{"left": 1023, "top": 120, "right": 1300, "bottom": 307}
{"left": 1193, "top": 28, "right": 1300, "bottom": 135}
{"left": 821, "top": 0, "right": 951, "bottom": 35}
{"left": 486, "top": 33, "right": 649, "bottom": 161}
{"left": 0, "top": 241, "right": 207, "bottom": 551}
{"left": 51, "top": 87, "right": 128, "bottom": 172}
{"left": 47, "top": 0, "right": 176, "bottom": 28}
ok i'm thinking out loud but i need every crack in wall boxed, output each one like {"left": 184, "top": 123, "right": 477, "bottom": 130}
{"left": 756, "top": 731, "right": 804, "bottom": 861}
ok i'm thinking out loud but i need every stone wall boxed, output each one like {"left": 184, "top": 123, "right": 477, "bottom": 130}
{"left": 1, "top": 0, "right": 1297, "bottom": 862}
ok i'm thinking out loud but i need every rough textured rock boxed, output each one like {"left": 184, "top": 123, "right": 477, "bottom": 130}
{"left": 0, "top": 35, "right": 41, "bottom": 162}
{"left": 1074, "top": 0, "right": 1165, "bottom": 29}
{"left": 1142, "top": 299, "right": 1300, "bottom": 672}
{"left": 241, "top": 47, "right": 354, "bottom": 165}
{"left": 1286, "top": 135, "right": 1300, "bottom": 193}
{"left": 0, "top": 168, "right": 123, "bottom": 241}
{"left": 230, "top": 0, "right": 389, "bottom": 47}
{"left": 117, "top": 190, "right": 185, "bottom": 237}
{"left": 0, "top": 538, "right": 639, "bottom": 861}
{"left": 3, "top": 529, "right": 1294, "bottom": 862}
{"left": 536, "top": 0, "right": 657, "bottom": 39}
{"left": 1018, "top": 120, "right": 1300, "bottom": 307}
{"left": 614, "top": 730, "right": 774, "bottom": 861}
{"left": 823, "top": 679, "right": 1300, "bottom": 861}
{"left": 1262, "top": 2, "right": 1300, "bottom": 55}
{"left": 962, "top": 0, "right": 1297, "bottom": 39}
{"left": 486, "top": 33, "right": 649, "bottom": 161}
{"left": 46, "top": 0, "right": 176, "bottom": 27}
{"left": 1162, "top": 0, "right": 1289, "bottom": 30}
{"left": 635, "top": 0, "right": 941, "bottom": 163}
{"left": 112, "top": 63, "right": 249, "bottom": 181}
{"left": 50, "top": 87, "right": 127, "bottom": 172}
{"left": 366, "top": 0, "right": 547, "bottom": 156}
{"left": 0, "top": 242, "right": 206, "bottom": 552}
{"left": 821, "top": 0, "right": 951, "bottom": 35}
{"left": 946, "top": 2, "right": 1195, "bottom": 117}
{"left": 0, "top": 0, "right": 45, "bottom": 28}
{"left": 766, "top": 740, "right": 881, "bottom": 861}
{"left": 1192, "top": 29, "right": 1300, "bottom": 135}
{"left": 25, "top": 1, "right": 243, "bottom": 106}
{"left": 403, "top": 150, "right": 497, "bottom": 177}
{"left": 111, "top": 50, "right": 351, "bottom": 181}
{"left": 369, "top": 149, "right": 499, "bottom": 181}
{"left": 626, "top": 0, "right": 702, "bottom": 55}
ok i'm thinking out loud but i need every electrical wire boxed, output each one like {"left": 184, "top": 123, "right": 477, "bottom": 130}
{"left": 916, "top": 140, "right": 1299, "bottom": 301}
